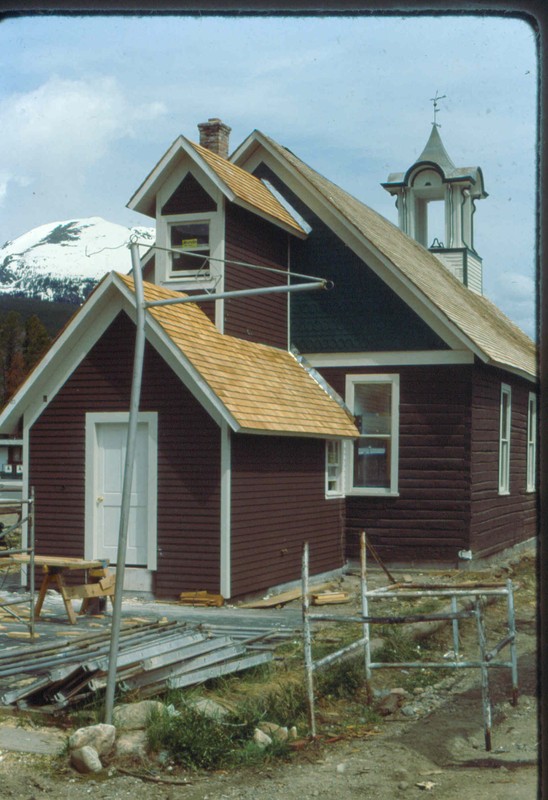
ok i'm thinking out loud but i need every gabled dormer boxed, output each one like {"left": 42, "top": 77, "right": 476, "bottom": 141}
{"left": 382, "top": 124, "right": 488, "bottom": 294}
{"left": 127, "top": 119, "right": 307, "bottom": 338}
{"left": 127, "top": 122, "right": 228, "bottom": 293}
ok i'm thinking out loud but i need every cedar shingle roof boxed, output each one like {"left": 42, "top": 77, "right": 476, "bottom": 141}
{"left": 254, "top": 133, "right": 536, "bottom": 381}
{"left": 187, "top": 140, "right": 305, "bottom": 236}
{"left": 118, "top": 275, "right": 357, "bottom": 438}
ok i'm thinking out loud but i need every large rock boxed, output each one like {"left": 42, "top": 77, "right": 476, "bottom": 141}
{"left": 68, "top": 723, "right": 115, "bottom": 756}
{"left": 114, "top": 730, "right": 149, "bottom": 761}
{"left": 253, "top": 728, "right": 272, "bottom": 748}
{"left": 258, "top": 722, "right": 288, "bottom": 742}
{"left": 189, "top": 698, "right": 229, "bottom": 720}
{"left": 112, "top": 700, "right": 165, "bottom": 730}
{"left": 71, "top": 745, "right": 104, "bottom": 774}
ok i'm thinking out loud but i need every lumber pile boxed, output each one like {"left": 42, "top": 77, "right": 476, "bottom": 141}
{"left": 0, "top": 619, "right": 289, "bottom": 710}
{"left": 179, "top": 590, "right": 224, "bottom": 607}
{"left": 311, "top": 591, "right": 350, "bottom": 605}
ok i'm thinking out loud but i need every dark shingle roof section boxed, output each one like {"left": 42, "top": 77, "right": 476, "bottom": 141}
{"left": 256, "top": 132, "right": 536, "bottom": 380}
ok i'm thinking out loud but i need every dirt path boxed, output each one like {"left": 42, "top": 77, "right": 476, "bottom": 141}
{"left": 0, "top": 555, "right": 538, "bottom": 799}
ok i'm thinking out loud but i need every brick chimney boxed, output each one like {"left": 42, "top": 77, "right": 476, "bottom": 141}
{"left": 197, "top": 118, "right": 231, "bottom": 159}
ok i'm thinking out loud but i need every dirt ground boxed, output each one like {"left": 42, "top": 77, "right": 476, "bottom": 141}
{"left": 0, "top": 553, "right": 539, "bottom": 799}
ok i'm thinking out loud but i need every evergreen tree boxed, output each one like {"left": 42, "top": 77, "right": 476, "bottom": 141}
{"left": 23, "top": 314, "right": 51, "bottom": 371}
{"left": 0, "top": 311, "right": 24, "bottom": 405}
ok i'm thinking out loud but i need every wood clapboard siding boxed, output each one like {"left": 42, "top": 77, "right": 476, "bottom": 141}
{"left": 224, "top": 204, "right": 289, "bottom": 348}
{"left": 161, "top": 171, "right": 217, "bottom": 215}
{"left": 320, "top": 364, "right": 473, "bottom": 564}
{"left": 469, "top": 365, "right": 537, "bottom": 556}
{"left": 230, "top": 435, "right": 344, "bottom": 597}
{"left": 29, "top": 312, "right": 221, "bottom": 596}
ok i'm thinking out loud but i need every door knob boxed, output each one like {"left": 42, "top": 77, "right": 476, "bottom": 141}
{"left": 97, "top": 496, "right": 104, "bottom": 503}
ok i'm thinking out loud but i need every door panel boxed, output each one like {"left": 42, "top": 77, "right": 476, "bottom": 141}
{"left": 95, "top": 421, "right": 149, "bottom": 565}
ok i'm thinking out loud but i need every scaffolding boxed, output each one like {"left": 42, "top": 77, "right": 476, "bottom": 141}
{"left": 0, "top": 488, "right": 36, "bottom": 638}
{"left": 302, "top": 532, "right": 518, "bottom": 751}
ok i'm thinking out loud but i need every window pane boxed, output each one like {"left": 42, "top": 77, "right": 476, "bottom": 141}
{"left": 501, "top": 393, "right": 510, "bottom": 435}
{"left": 354, "top": 384, "right": 391, "bottom": 435}
{"left": 353, "top": 437, "right": 391, "bottom": 489}
{"left": 170, "top": 222, "right": 209, "bottom": 248}
{"left": 170, "top": 222, "right": 210, "bottom": 272}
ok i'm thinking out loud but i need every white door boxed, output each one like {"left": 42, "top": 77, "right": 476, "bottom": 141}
{"left": 86, "top": 413, "right": 157, "bottom": 568}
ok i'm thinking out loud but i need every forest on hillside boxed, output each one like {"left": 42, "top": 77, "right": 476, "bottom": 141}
{"left": 0, "top": 298, "right": 76, "bottom": 408}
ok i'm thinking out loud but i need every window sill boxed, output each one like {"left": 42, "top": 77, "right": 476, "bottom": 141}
{"left": 348, "top": 490, "right": 400, "bottom": 498}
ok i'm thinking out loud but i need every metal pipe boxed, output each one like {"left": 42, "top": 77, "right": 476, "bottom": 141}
{"left": 364, "top": 587, "right": 510, "bottom": 598}
{"left": 104, "top": 240, "right": 147, "bottom": 724}
{"left": 506, "top": 579, "right": 519, "bottom": 705}
{"left": 313, "top": 637, "right": 368, "bottom": 671}
{"left": 360, "top": 531, "right": 372, "bottom": 682}
{"left": 475, "top": 596, "right": 492, "bottom": 752}
{"left": 451, "top": 594, "right": 459, "bottom": 660}
{"left": 29, "top": 487, "right": 35, "bottom": 639}
{"left": 302, "top": 542, "right": 316, "bottom": 737}
{"left": 144, "top": 280, "right": 328, "bottom": 309}
{"left": 367, "top": 659, "right": 513, "bottom": 670}
{"left": 305, "top": 610, "right": 476, "bottom": 625}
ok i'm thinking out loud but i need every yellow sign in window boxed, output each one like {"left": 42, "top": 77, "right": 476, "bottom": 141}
{"left": 180, "top": 238, "right": 199, "bottom": 249}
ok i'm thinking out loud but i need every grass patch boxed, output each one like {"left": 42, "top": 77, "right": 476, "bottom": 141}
{"left": 316, "top": 655, "right": 368, "bottom": 700}
{"left": 147, "top": 704, "right": 235, "bottom": 770}
{"left": 146, "top": 699, "right": 292, "bottom": 771}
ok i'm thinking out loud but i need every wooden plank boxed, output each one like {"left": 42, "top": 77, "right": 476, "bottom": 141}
{"left": 7, "top": 555, "right": 108, "bottom": 570}
{"left": 178, "top": 591, "right": 224, "bottom": 607}
{"left": 62, "top": 582, "right": 115, "bottom": 600}
{"left": 239, "top": 582, "right": 331, "bottom": 608}
{"left": 312, "top": 591, "right": 350, "bottom": 605}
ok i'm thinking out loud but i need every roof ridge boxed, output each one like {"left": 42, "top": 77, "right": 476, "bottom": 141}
{"left": 253, "top": 133, "right": 535, "bottom": 379}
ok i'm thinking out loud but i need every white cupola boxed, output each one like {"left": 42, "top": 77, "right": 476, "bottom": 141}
{"left": 382, "top": 119, "right": 488, "bottom": 294}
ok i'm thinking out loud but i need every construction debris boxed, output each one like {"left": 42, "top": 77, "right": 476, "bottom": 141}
{"left": 311, "top": 591, "right": 350, "bottom": 605}
{"left": 0, "top": 618, "right": 291, "bottom": 710}
{"left": 240, "top": 582, "right": 330, "bottom": 608}
{"left": 178, "top": 590, "right": 224, "bottom": 607}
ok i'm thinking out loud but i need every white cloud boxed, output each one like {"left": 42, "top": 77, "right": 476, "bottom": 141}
{"left": 0, "top": 75, "right": 166, "bottom": 206}
{"left": 486, "top": 271, "right": 537, "bottom": 339}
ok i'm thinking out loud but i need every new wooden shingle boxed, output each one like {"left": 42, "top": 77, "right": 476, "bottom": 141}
{"left": 118, "top": 274, "right": 357, "bottom": 439}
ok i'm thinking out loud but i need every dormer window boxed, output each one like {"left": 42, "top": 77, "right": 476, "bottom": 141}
{"left": 170, "top": 220, "right": 210, "bottom": 275}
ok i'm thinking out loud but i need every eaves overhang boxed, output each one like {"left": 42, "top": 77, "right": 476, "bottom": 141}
{"left": 231, "top": 132, "right": 485, "bottom": 357}
{"left": 231, "top": 131, "right": 529, "bottom": 377}
{"left": 127, "top": 135, "right": 307, "bottom": 238}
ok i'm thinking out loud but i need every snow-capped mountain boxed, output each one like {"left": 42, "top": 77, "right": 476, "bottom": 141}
{"left": 0, "top": 217, "right": 155, "bottom": 304}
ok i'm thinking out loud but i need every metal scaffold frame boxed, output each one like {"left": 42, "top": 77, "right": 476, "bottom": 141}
{"left": 302, "top": 531, "right": 518, "bottom": 751}
{"left": 0, "top": 487, "right": 36, "bottom": 638}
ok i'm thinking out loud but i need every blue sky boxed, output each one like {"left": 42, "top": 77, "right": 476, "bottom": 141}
{"left": 0, "top": 12, "right": 538, "bottom": 337}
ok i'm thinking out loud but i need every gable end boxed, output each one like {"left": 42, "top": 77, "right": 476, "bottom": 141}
{"left": 161, "top": 172, "right": 217, "bottom": 215}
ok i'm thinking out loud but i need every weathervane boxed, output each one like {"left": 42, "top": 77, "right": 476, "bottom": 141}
{"left": 430, "top": 91, "right": 446, "bottom": 127}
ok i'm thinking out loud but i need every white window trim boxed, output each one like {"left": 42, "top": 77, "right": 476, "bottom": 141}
{"left": 526, "top": 391, "right": 537, "bottom": 493}
{"left": 498, "top": 384, "right": 511, "bottom": 495}
{"left": 325, "top": 439, "right": 345, "bottom": 498}
{"left": 155, "top": 165, "right": 225, "bottom": 290}
{"left": 163, "top": 211, "right": 223, "bottom": 282}
{"left": 345, "top": 373, "right": 400, "bottom": 496}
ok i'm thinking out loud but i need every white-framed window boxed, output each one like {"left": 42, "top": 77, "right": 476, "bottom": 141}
{"left": 168, "top": 218, "right": 211, "bottom": 276}
{"left": 325, "top": 439, "right": 345, "bottom": 497}
{"left": 498, "top": 383, "right": 511, "bottom": 495}
{"left": 345, "top": 374, "right": 399, "bottom": 496}
{"left": 526, "top": 391, "right": 537, "bottom": 492}
{"left": 155, "top": 166, "right": 224, "bottom": 288}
